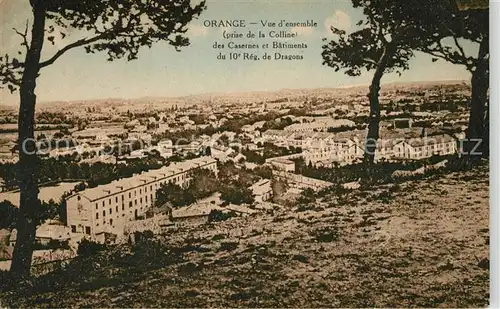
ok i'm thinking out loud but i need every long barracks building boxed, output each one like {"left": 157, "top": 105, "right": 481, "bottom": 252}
{"left": 65, "top": 156, "right": 217, "bottom": 241}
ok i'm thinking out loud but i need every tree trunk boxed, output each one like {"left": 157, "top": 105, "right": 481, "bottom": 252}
{"left": 10, "top": 1, "right": 46, "bottom": 278}
{"left": 364, "top": 44, "right": 395, "bottom": 164}
{"left": 464, "top": 35, "right": 489, "bottom": 160}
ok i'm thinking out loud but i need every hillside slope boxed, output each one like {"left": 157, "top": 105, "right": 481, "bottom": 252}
{"left": 0, "top": 165, "right": 489, "bottom": 308}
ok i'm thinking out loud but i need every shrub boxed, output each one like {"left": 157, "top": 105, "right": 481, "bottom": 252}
{"left": 208, "top": 210, "right": 236, "bottom": 222}
{"left": 313, "top": 228, "right": 339, "bottom": 243}
{"left": 218, "top": 241, "right": 238, "bottom": 252}
{"left": 77, "top": 239, "right": 107, "bottom": 257}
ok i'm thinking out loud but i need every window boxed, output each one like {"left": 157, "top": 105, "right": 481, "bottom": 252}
{"left": 129, "top": 201, "right": 132, "bottom": 208}
{"left": 110, "top": 208, "right": 112, "bottom": 214}
{"left": 115, "top": 197, "right": 118, "bottom": 203}
{"left": 140, "top": 198, "right": 143, "bottom": 203}
{"left": 129, "top": 192, "right": 131, "bottom": 198}
{"left": 109, "top": 199, "right": 111, "bottom": 205}
{"left": 116, "top": 206, "right": 118, "bottom": 212}
{"left": 102, "top": 201, "right": 105, "bottom": 207}
{"left": 85, "top": 227, "right": 91, "bottom": 235}
{"left": 140, "top": 189, "right": 142, "bottom": 194}
{"left": 96, "top": 213, "right": 99, "bottom": 219}
{"left": 103, "top": 210, "right": 106, "bottom": 217}
{"left": 122, "top": 204, "right": 125, "bottom": 211}
{"left": 135, "top": 200, "right": 137, "bottom": 205}
{"left": 146, "top": 196, "right": 148, "bottom": 202}
{"left": 71, "top": 225, "right": 76, "bottom": 233}
{"left": 77, "top": 196, "right": 81, "bottom": 201}
{"left": 95, "top": 203, "right": 98, "bottom": 210}
{"left": 110, "top": 219, "right": 113, "bottom": 226}
{"left": 122, "top": 195, "right": 124, "bottom": 201}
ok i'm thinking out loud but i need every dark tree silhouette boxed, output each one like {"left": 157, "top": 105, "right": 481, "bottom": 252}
{"left": 416, "top": 1, "right": 489, "bottom": 159}
{"left": 220, "top": 185, "right": 255, "bottom": 205}
{"left": 0, "top": 200, "right": 19, "bottom": 230}
{"left": 0, "top": 0, "right": 206, "bottom": 278}
{"left": 322, "top": 0, "right": 455, "bottom": 164}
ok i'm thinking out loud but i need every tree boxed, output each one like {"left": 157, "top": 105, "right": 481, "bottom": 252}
{"left": 0, "top": 0, "right": 206, "bottom": 278}
{"left": 297, "top": 188, "right": 315, "bottom": 205}
{"left": 416, "top": 1, "right": 489, "bottom": 159}
{"left": 322, "top": 0, "right": 454, "bottom": 164}
{"left": 155, "top": 182, "right": 195, "bottom": 208}
{"left": 0, "top": 201, "right": 19, "bottom": 230}
{"left": 220, "top": 185, "right": 255, "bottom": 205}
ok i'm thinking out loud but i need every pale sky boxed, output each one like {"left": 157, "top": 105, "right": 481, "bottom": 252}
{"left": 0, "top": 0, "right": 477, "bottom": 106}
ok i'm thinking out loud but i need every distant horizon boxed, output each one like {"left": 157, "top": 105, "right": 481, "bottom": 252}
{"left": 0, "top": 78, "right": 470, "bottom": 108}
{"left": 0, "top": 0, "right": 477, "bottom": 108}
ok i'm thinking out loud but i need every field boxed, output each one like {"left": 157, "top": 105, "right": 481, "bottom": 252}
{"left": 0, "top": 182, "right": 79, "bottom": 207}
{"left": 0, "top": 164, "right": 489, "bottom": 307}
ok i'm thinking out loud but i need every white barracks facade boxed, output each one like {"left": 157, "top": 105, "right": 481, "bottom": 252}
{"left": 65, "top": 157, "right": 217, "bottom": 240}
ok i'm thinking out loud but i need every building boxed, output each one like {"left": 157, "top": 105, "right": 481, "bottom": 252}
{"left": 35, "top": 221, "right": 72, "bottom": 245}
{"left": 268, "top": 158, "right": 296, "bottom": 172}
{"left": 249, "top": 179, "right": 273, "bottom": 203}
{"left": 393, "top": 118, "right": 414, "bottom": 129}
{"left": 169, "top": 203, "right": 214, "bottom": 228}
{"left": 393, "top": 134, "right": 457, "bottom": 160}
{"left": 283, "top": 118, "right": 355, "bottom": 132}
{"left": 303, "top": 138, "right": 364, "bottom": 167}
{"left": 128, "top": 132, "right": 152, "bottom": 145}
{"left": 65, "top": 157, "right": 217, "bottom": 241}
{"left": 155, "top": 139, "right": 174, "bottom": 158}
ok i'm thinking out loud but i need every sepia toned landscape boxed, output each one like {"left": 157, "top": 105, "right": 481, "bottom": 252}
{"left": 0, "top": 159, "right": 489, "bottom": 307}
{"left": 0, "top": 0, "right": 490, "bottom": 307}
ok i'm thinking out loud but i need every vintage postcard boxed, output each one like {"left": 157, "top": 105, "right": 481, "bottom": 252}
{"left": 0, "top": 0, "right": 490, "bottom": 307}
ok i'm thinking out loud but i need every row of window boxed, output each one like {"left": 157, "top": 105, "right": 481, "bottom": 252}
{"left": 71, "top": 225, "right": 91, "bottom": 235}
{"left": 93, "top": 175, "right": 189, "bottom": 210}
{"left": 96, "top": 194, "right": 155, "bottom": 220}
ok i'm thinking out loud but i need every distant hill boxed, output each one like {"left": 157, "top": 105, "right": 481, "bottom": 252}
{"left": 1, "top": 79, "right": 469, "bottom": 113}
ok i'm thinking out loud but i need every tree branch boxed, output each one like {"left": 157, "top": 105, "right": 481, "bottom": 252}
{"left": 13, "top": 20, "right": 30, "bottom": 53}
{"left": 362, "top": 57, "right": 378, "bottom": 66}
{"left": 39, "top": 33, "right": 107, "bottom": 68}
{"left": 452, "top": 35, "right": 468, "bottom": 63}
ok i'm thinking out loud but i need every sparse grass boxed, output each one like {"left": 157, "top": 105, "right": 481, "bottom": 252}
{"left": 0, "top": 164, "right": 489, "bottom": 308}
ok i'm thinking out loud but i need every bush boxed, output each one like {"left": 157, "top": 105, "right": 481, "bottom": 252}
{"left": 77, "top": 239, "right": 107, "bottom": 257}
{"left": 0, "top": 270, "right": 14, "bottom": 292}
{"left": 218, "top": 241, "right": 238, "bottom": 252}
{"left": 313, "top": 228, "right": 339, "bottom": 243}
{"left": 208, "top": 210, "right": 237, "bottom": 222}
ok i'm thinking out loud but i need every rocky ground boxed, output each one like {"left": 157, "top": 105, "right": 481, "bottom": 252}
{"left": 0, "top": 164, "right": 489, "bottom": 308}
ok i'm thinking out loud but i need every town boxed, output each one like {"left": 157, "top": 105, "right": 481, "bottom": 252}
{"left": 0, "top": 80, "right": 471, "bottom": 268}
